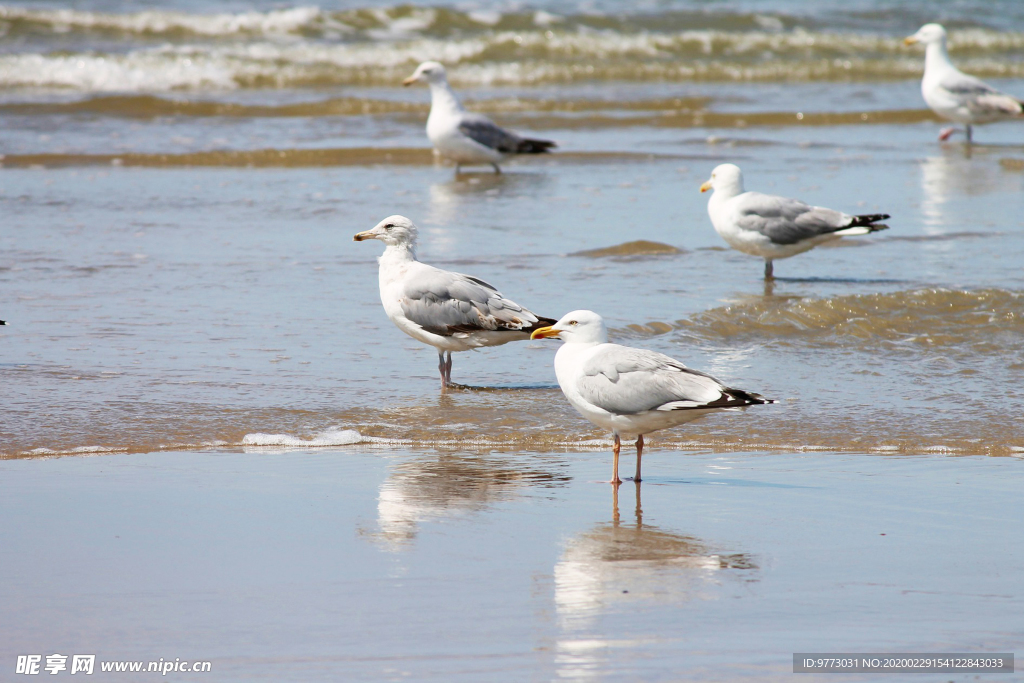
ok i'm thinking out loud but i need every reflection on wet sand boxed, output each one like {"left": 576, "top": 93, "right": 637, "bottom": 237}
{"left": 366, "top": 451, "right": 570, "bottom": 549}
{"left": 919, "top": 148, "right": 1024, "bottom": 234}
{"left": 554, "top": 483, "right": 755, "bottom": 678}
{"left": 427, "top": 170, "right": 554, "bottom": 225}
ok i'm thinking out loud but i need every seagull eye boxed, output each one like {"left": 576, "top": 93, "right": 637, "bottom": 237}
{"left": 568, "top": 320, "right": 578, "bottom": 326}
{"left": 384, "top": 224, "right": 394, "bottom": 230}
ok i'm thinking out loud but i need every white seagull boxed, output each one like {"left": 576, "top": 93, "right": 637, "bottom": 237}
{"left": 700, "top": 163, "right": 890, "bottom": 280}
{"left": 354, "top": 215, "right": 555, "bottom": 389}
{"left": 403, "top": 61, "right": 556, "bottom": 173}
{"left": 904, "top": 23, "right": 1023, "bottom": 143}
{"left": 531, "top": 310, "right": 773, "bottom": 484}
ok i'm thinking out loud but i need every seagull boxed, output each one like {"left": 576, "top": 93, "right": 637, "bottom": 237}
{"left": 354, "top": 215, "right": 555, "bottom": 389}
{"left": 700, "top": 163, "right": 890, "bottom": 280}
{"left": 904, "top": 23, "right": 1023, "bottom": 143}
{"left": 532, "top": 310, "right": 773, "bottom": 484}
{"left": 402, "top": 61, "right": 556, "bottom": 173}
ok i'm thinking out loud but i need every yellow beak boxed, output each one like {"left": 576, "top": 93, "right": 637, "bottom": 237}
{"left": 903, "top": 36, "right": 918, "bottom": 46}
{"left": 530, "top": 326, "right": 561, "bottom": 340}
{"left": 699, "top": 180, "right": 712, "bottom": 193}
{"left": 353, "top": 230, "right": 375, "bottom": 241}
{"left": 402, "top": 76, "right": 418, "bottom": 86}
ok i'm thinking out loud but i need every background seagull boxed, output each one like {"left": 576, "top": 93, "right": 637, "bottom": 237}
{"left": 532, "top": 310, "right": 772, "bottom": 484}
{"left": 354, "top": 215, "right": 555, "bottom": 389}
{"left": 700, "top": 163, "right": 890, "bottom": 280}
{"left": 403, "top": 61, "right": 556, "bottom": 173}
{"left": 905, "top": 23, "right": 1024, "bottom": 143}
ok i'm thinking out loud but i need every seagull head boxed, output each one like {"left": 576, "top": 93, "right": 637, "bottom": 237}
{"left": 904, "top": 23, "right": 946, "bottom": 47}
{"left": 700, "top": 163, "right": 744, "bottom": 196}
{"left": 531, "top": 310, "right": 608, "bottom": 345}
{"left": 353, "top": 215, "right": 419, "bottom": 247}
{"left": 403, "top": 61, "right": 448, "bottom": 87}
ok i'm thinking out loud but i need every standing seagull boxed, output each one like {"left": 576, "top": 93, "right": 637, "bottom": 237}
{"left": 403, "top": 61, "right": 556, "bottom": 173}
{"left": 354, "top": 215, "right": 555, "bottom": 389}
{"left": 532, "top": 310, "right": 772, "bottom": 484}
{"left": 700, "top": 163, "right": 890, "bottom": 280}
{"left": 904, "top": 23, "right": 1023, "bottom": 143}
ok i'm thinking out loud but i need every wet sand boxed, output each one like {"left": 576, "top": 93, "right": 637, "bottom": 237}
{"left": 1, "top": 447, "right": 1021, "bottom": 681}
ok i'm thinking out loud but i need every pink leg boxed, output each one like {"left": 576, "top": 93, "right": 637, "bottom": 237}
{"left": 611, "top": 435, "right": 622, "bottom": 484}
{"left": 938, "top": 127, "right": 958, "bottom": 141}
{"left": 634, "top": 434, "right": 644, "bottom": 482}
{"left": 437, "top": 351, "right": 449, "bottom": 390}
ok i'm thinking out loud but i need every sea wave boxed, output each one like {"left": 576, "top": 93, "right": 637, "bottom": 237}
{"left": 2, "top": 42, "right": 1022, "bottom": 91}
{"left": 0, "top": 5, "right": 329, "bottom": 37}
{"left": 622, "top": 288, "right": 1024, "bottom": 357}
{"left": 242, "top": 427, "right": 366, "bottom": 447}
{"left": 2, "top": 4, "right": 1024, "bottom": 49}
{"left": 1, "top": 5, "right": 1023, "bottom": 90}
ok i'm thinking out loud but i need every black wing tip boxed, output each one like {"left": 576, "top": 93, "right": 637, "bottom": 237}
{"left": 516, "top": 138, "right": 557, "bottom": 154}
{"left": 526, "top": 316, "right": 558, "bottom": 332}
{"left": 0, "top": 320, "right": 6, "bottom": 325}
{"left": 669, "top": 389, "right": 775, "bottom": 411}
{"left": 724, "top": 388, "right": 775, "bottom": 406}
{"left": 442, "top": 315, "right": 557, "bottom": 337}
{"left": 850, "top": 213, "right": 891, "bottom": 231}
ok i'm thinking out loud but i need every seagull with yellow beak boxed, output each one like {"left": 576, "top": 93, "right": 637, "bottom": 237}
{"left": 904, "top": 23, "right": 1024, "bottom": 143}
{"left": 700, "top": 163, "right": 890, "bottom": 280}
{"left": 402, "top": 61, "right": 556, "bottom": 173}
{"left": 532, "top": 310, "right": 773, "bottom": 484}
{"left": 355, "top": 215, "right": 555, "bottom": 389}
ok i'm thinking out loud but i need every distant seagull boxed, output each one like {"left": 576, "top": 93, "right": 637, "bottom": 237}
{"left": 905, "top": 23, "right": 1023, "bottom": 143}
{"left": 700, "top": 163, "right": 890, "bottom": 280}
{"left": 354, "top": 215, "right": 555, "bottom": 389}
{"left": 402, "top": 61, "right": 556, "bottom": 173}
{"left": 532, "top": 310, "right": 773, "bottom": 484}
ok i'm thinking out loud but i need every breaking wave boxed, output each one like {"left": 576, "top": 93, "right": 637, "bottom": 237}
{"left": 1, "top": 4, "right": 1023, "bottom": 90}
{"left": 623, "top": 288, "right": 1024, "bottom": 357}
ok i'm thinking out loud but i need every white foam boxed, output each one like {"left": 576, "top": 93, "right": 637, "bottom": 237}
{"left": 468, "top": 10, "right": 501, "bottom": 26}
{"left": 0, "top": 6, "right": 324, "bottom": 37}
{"left": 3, "top": 26, "right": 1024, "bottom": 91}
{"left": 533, "top": 11, "right": 564, "bottom": 27}
{"left": 365, "top": 8, "right": 437, "bottom": 39}
{"left": 242, "top": 428, "right": 364, "bottom": 447}
{"left": 0, "top": 51, "right": 239, "bottom": 91}
{"left": 26, "top": 445, "right": 128, "bottom": 456}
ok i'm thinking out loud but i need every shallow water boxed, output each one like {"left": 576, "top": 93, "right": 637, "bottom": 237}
{"left": 3, "top": 125, "right": 1024, "bottom": 457}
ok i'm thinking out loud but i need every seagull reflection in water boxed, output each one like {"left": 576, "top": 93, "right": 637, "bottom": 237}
{"left": 365, "top": 451, "right": 570, "bottom": 549}
{"left": 554, "top": 482, "right": 756, "bottom": 676}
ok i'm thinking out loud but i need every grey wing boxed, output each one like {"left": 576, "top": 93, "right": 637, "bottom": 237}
{"left": 734, "top": 192, "right": 851, "bottom": 245}
{"left": 939, "top": 70, "right": 1000, "bottom": 98}
{"left": 399, "top": 264, "right": 540, "bottom": 337}
{"left": 457, "top": 112, "right": 522, "bottom": 153}
{"left": 938, "top": 71, "right": 1023, "bottom": 115}
{"left": 576, "top": 346, "right": 732, "bottom": 415}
